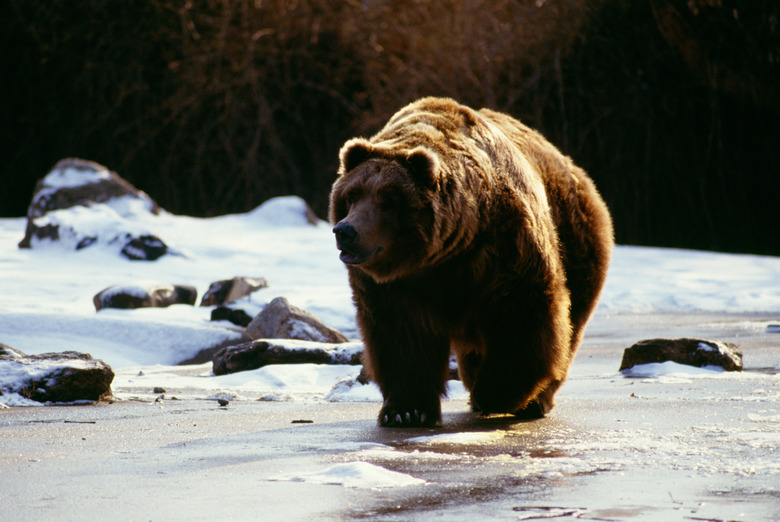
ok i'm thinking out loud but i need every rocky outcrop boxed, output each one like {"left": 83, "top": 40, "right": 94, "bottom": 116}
{"left": 246, "top": 297, "right": 349, "bottom": 343}
{"left": 619, "top": 338, "right": 743, "bottom": 372}
{"left": 200, "top": 277, "right": 268, "bottom": 306}
{"left": 18, "top": 158, "right": 170, "bottom": 260}
{"left": 0, "top": 346, "right": 114, "bottom": 404}
{"left": 212, "top": 339, "right": 363, "bottom": 375}
{"left": 94, "top": 283, "right": 197, "bottom": 311}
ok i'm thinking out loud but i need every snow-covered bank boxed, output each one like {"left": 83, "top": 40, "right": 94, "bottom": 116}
{"left": 1, "top": 196, "right": 779, "bottom": 407}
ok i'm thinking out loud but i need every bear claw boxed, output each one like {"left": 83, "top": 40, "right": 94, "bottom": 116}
{"left": 379, "top": 404, "right": 439, "bottom": 427}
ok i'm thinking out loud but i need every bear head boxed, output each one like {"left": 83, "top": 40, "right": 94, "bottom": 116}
{"left": 329, "top": 138, "right": 441, "bottom": 283}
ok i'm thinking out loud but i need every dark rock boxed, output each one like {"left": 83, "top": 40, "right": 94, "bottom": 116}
{"left": 21, "top": 158, "right": 159, "bottom": 223}
{"left": 246, "top": 297, "right": 349, "bottom": 343}
{"left": 619, "top": 338, "right": 743, "bottom": 372}
{"left": 94, "top": 283, "right": 197, "bottom": 311}
{"left": 212, "top": 339, "right": 363, "bottom": 375}
{"left": 18, "top": 158, "right": 170, "bottom": 260}
{"left": 0, "top": 343, "right": 26, "bottom": 358}
{"left": 211, "top": 306, "right": 253, "bottom": 327}
{"left": 120, "top": 234, "right": 168, "bottom": 261}
{"left": 201, "top": 277, "right": 269, "bottom": 306}
{"left": 0, "top": 348, "right": 114, "bottom": 404}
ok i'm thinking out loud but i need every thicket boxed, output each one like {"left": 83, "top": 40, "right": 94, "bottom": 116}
{"left": 3, "top": 0, "right": 779, "bottom": 255}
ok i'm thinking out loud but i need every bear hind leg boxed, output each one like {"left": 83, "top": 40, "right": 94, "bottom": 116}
{"left": 512, "top": 379, "right": 562, "bottom": 419}
{"left": 454, "top": 350, "right": 484, "bottom": 412}
{"left": 468, "top": 296, "right": 570, "bottom": 418}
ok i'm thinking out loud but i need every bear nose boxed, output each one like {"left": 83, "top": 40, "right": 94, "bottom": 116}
{"left": 333, "top": 221, "right": 357, "bottom": 248}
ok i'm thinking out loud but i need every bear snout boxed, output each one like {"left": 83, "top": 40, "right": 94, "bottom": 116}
{"left": 333, "top": 221, "right": 382, "bottom": 265}
{"left": 333, "top": 221, "right": 358, "bottom": 249}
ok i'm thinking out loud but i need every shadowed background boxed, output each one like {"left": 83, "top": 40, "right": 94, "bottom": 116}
{"left": 3, "top": 0, "right": 779, "bottom": 255}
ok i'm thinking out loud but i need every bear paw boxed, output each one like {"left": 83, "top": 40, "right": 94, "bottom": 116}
{"left": 378, "top": 401, "right": 441, "bottom": 428}
{"left": 470, "top": 395, "right": 552, "bottom": 420}
{"left": 511, "top": 399, "right": 547, "bottom": 420}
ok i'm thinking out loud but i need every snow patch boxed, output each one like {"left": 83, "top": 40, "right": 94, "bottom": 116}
{"left": 249, "top": 196, "right": 322, "bottom": 227}
{"left": 621, "top": 361, "right": 727, "bottom": 379}
{"left": 271, "top": 461, "right": 425, "bottom": 488}
{"left": 41, "top": 164, "right": 112, "bottom": 190}
{"left": 326, "top": 378, "right": 382, "bottom": 402}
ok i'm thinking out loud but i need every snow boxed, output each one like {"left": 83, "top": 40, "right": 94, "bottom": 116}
{"left": 2, "top": 195, "right": 780, "bottom": 408}
{"left": 40, "top": 163, "right": 113, "bottom": 190}
{"left": 697, "top": 341, "right": 717, "bottom": 352}
{"left": 620, "top": 360, "right": 726, "bottom": 379}
{"left": 598, "top": 245, "right": 780, "bottom": 313}
{"left": 271, "top": 461, "right": 426, "bottom": 488}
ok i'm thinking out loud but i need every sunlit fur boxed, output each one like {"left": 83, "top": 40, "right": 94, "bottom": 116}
{"left": 329, "top": 97, "right": 614, "bottom": 427}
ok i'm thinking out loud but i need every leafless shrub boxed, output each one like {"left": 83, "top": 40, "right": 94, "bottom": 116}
{"left": 3, "top": 0, "right": 779, "bottom": 254}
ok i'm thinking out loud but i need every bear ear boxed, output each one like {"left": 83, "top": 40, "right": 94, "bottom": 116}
{"left": 338, "top": 138, "right": 374, "bottom": 175}
{"left": 404, "top": 147, "right": 439, "bottom": 186}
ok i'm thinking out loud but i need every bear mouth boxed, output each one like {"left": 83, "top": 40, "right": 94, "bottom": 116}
{"left": 339, "top": 246, "right": 382, "bottom": 265}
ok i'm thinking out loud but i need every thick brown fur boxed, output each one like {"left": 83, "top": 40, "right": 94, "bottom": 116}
{"left": 329, "top": 97, "right": 613, "bottom": 427}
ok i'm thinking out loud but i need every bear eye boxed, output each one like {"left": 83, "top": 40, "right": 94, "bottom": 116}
{"left": 344, "top": 190, "right": 360, "bottom": 208}
{"left": 379, "top": 193, "right": 399, "bottom": 212}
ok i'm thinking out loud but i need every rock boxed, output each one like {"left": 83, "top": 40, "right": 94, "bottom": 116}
{"left": 211, "top": 306, "right": 254, "bottom": 327}
{"left": 619, "top": 338, "right": 743, "bottom": 372}
{"left": 18, "top": 158, "right": 170, "bottom": 260}
{"left": 246, "top": 297, "right": 349, "bottom": 343}
{"left": 0, "top": 347, "right": 114, "bottom": 404}
{"left": 212, "top": 339, "right": 363, "bottom": 375}
{"left": 120, "top": 234, "right": 168, "bottom": 261}
{"left": 20, "top": 158, "right": 160, "bottom": 223}
{"left": 94, "top": 283, "right": 197, "bottom": 311}
{"left": 200, "top": 277, "right": 269, "bottom": 306}
{"left": 0, "top": 342, "right": 26, "bottom": 358}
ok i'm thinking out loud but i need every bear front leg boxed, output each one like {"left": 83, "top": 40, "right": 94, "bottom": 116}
{"left": 366, "top": 331, "right": 451, "bottom": 427}
{"left": 353, "top": 287, "right": 450, "bottom": 427}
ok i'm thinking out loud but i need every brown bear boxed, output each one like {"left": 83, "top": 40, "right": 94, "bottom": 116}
{"left": 329, "top": 97, "right": 613, "bottom": 427}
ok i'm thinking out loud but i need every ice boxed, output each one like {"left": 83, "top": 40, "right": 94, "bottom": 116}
{"left": 407, "top": 431, "right": 507, "bottom": 446}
